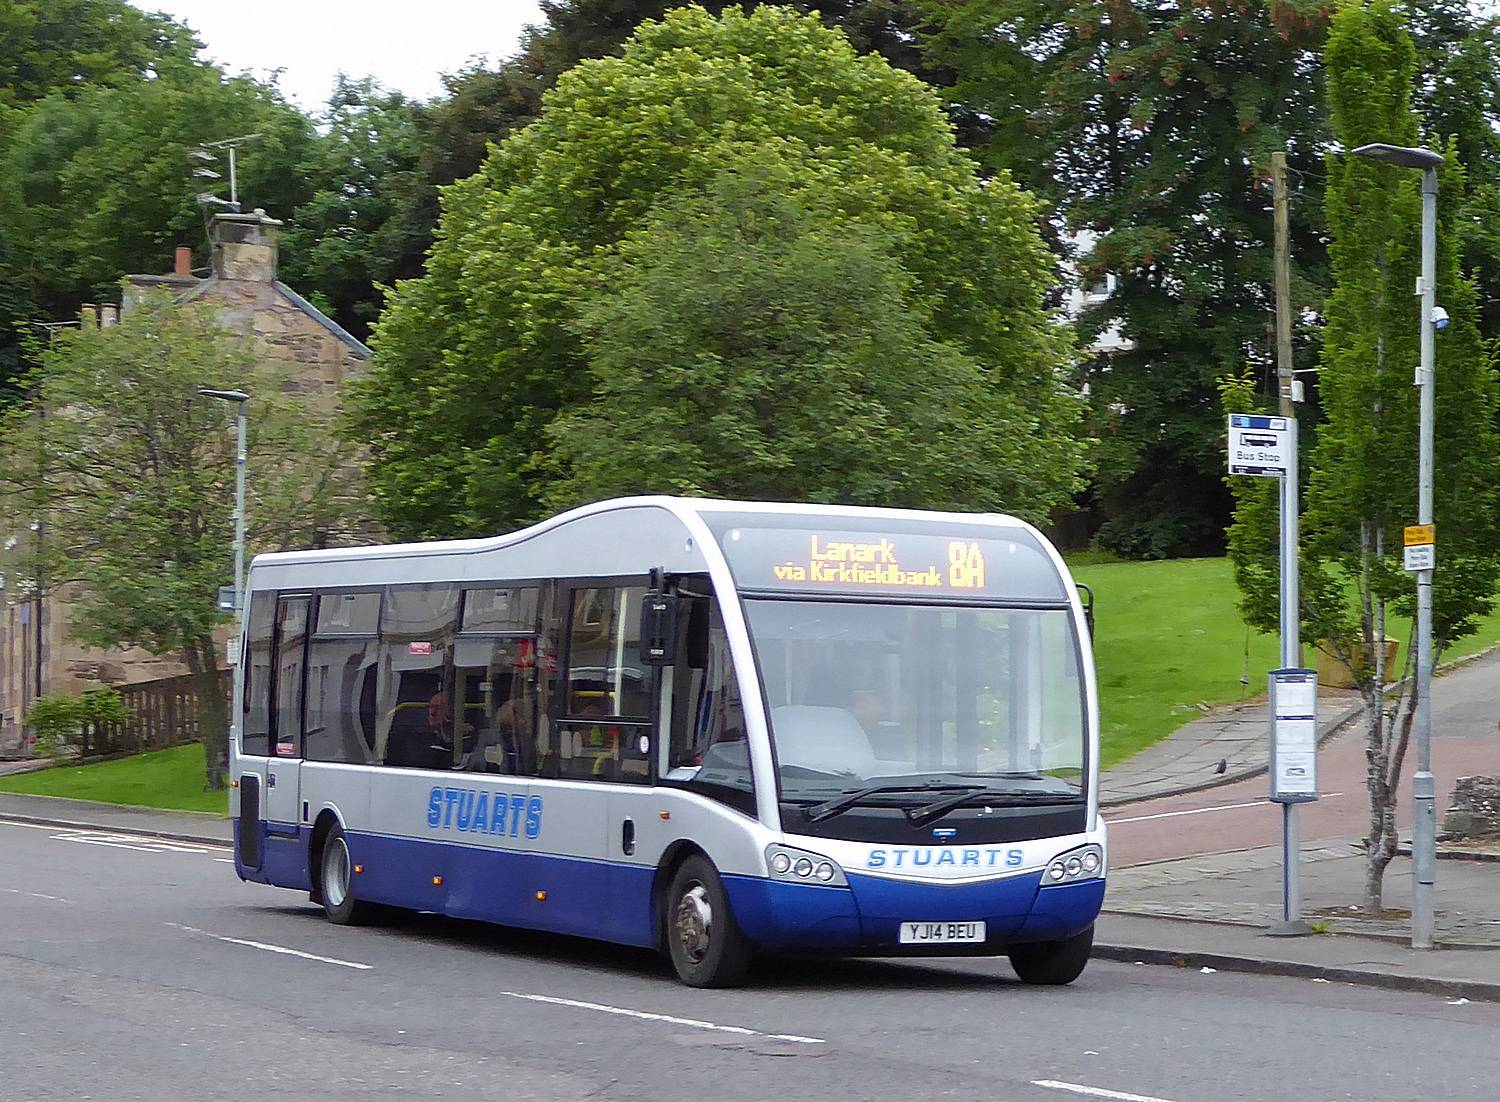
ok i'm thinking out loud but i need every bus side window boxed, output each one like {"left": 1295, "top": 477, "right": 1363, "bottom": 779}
{"left": 241, "top": 592, "right": 276, "bottom": 756}
{"left": 374, "top": 584, "right": 459, "bottom": 770}
{"left": 305, "top": 592, "right": 381, "bottom": 765}
{"left": 558, "top": 584, "right": 651, "bottom": 783}
{"left": 665, "top": 593, "right": 753, "bottom": 811}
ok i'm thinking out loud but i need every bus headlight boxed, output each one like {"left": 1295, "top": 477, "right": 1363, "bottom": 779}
{"left": 765, "top": 844, "right": 847, "bottom": 887}
{"left": 1043, "top": 844, "right": 1105, "bottom": 886}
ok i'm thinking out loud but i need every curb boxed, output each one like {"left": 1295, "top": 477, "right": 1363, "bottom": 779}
{"left": 0, "top": 809, "right": 229, "bottom": 848}
{"left": 1093, "top": 942, "right": 1500, "bottom": 1002}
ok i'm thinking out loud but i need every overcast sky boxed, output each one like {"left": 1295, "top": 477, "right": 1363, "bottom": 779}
{"left": 132, "top": 1, "right": 548, "bottom": 110}
{"left": 134, "top": 1, "right": 1500, "bottom": 113}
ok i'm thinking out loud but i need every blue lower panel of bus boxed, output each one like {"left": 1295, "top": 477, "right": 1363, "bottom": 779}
{"left": 236, "top": 821, "right": 658, "bottom": 948}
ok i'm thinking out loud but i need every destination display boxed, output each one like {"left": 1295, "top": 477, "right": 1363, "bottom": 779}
{"left": 717, "top": 525, "right": 1066, "bottom": 600}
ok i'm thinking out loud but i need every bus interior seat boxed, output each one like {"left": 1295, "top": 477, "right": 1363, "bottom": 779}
{"left": 770, "top": 706, "right": 878, "bottom": 777}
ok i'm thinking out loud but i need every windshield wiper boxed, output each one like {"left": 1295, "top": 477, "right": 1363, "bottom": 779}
{"left": 804, "top": 782, "right": 984, "bottom": 824}
{"left": 906, "top": 789, "right": 1084, "bottom": 829}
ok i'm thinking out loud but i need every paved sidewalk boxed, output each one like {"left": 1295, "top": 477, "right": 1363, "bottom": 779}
{"left": 1100, "top": 688, "right": 1364, "bottom": 807}
{"left": 1096, "top": 912, "right": 1500, "bottom": 1001}
{"left": 0, "top": 791, "right": 230, "bottom": 845}
{"left": 1107, "top": 840, "right": 1500, "bottom": 946}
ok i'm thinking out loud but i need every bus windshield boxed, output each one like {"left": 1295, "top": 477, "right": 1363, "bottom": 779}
{"left": 744, "top": 599, "right": 1085, "bottom": 803}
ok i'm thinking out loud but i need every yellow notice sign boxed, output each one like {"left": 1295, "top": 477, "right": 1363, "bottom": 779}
{"left": 1404, "top": 524, "right": 1436, "bottom": 547}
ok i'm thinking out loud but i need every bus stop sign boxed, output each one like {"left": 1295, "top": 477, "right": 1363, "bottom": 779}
{"left": 1228, "top": 414, "right": 1292, "bottom": 478}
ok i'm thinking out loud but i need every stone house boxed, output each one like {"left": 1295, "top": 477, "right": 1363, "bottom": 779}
{"left": 0, "top": 210, "right": 369, "bottom": 751}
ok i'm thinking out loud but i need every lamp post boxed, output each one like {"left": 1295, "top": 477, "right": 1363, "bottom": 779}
{"left": 198, "top": 389, "right": 249, "bottom": 647}
{"left": 1351, "top": 142, "right": 1443, "bottom": 950}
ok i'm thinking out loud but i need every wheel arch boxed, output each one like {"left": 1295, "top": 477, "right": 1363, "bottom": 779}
{"left": 307, "top": 807, "right": 345, "bottom": 905}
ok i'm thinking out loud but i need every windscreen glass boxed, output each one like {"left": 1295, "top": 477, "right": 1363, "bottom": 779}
{"left": 745, "top": 600, "right": 1084, "bottom": 802}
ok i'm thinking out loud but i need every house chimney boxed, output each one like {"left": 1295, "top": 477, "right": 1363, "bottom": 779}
{"left": 211, "top": 208, "right": 282, "bottom": 283}
{"left": 174, "top": 246, "right": 193, "bottom": 277}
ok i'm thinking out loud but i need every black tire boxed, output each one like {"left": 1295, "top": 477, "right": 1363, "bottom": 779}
{"left": 665, "top": 855, "right": 753, "bottom": 988}
{"left": 1008, "top": 924, "right": 1094, "bottom": 985}
{"left": 318, "top": 823, "right": 378, "bottom": 926}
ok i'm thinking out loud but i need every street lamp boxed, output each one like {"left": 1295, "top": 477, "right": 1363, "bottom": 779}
{"left": 1352, "top": 142, "right": 1443, "bottom": 950}
{"left": 198, "top": 389, "right": 249, "bottom": 651}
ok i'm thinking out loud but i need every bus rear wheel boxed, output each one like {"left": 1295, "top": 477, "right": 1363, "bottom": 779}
{"left": 1008, "top": 924, "right": 1093, "bottom": 985}
{"left": 319, "top": 823, "right": 378, "bottom": 926}
{"left": 665, "top": 855, "right": 752, "bottom": 988}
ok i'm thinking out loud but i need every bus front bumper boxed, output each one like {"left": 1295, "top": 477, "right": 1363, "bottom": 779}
{"left": 723, "top": 870, "right": 1105, "bottom": 953}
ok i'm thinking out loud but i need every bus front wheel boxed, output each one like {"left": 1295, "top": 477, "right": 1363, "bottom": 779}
{"left": 319, "top": 822, "right": 378, "bottom": 926}
{"left": 665, "top": 855, "right": 753, "bottom": 988}
{"left": 1008, "top": 925, "right": 1093, "bottom": 985}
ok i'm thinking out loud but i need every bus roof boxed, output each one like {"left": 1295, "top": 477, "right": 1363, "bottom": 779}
{"left": 244, "top": 496, "right": 1051, "bottom": 596}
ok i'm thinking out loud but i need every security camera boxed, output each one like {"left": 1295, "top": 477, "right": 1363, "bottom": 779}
{"left": 1431, "top": 306, "right": 1450, "bottom": 330}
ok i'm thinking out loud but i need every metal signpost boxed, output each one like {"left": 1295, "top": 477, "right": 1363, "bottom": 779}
{"left": 1228, "top": 413, "right": 1315, "bottom": 934}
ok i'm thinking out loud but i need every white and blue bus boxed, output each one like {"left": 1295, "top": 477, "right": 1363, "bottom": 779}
{"left": 229, "top": 497, "right": 1104, "bottom": 987}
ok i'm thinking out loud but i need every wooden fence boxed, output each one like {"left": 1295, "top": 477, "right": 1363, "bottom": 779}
{"left": 81, "top": 671, "right": 232, "bottom": 756}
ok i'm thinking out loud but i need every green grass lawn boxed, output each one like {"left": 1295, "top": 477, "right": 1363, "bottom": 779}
{"left": 0, "top": 742, "right": 228, "bottom": 815}
{"left": 1072, "top": 556, "right": 1500, "bottom": 768}
{"left": 4, "top": 557, "right": 1497, "bottom": 807}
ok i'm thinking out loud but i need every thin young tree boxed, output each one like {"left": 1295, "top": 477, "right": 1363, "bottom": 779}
{"left": 0, "top": 295, "right": 370, "bottom": 790}
{"left": 1227, "top": 0, "right": 1500, "bottom": 912}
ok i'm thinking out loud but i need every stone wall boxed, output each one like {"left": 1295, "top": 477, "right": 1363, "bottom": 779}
{"left": 1441, "top": 776, "right": 1500, "bottom": 840}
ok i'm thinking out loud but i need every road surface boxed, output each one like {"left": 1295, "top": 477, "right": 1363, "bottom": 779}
{"left": 3, "top": 817, "right": 1498, "bottom": 1101}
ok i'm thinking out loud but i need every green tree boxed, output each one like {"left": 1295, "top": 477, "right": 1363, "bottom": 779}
{"left": 356, "top": 5, "right": 1083, "bottom": 537}
{"left": 280, "top": 78, "right": 426, "bottom": 342}
{"left": 545, "top": 163, "right": 1083, "bottom": 515}
{"left": 919, "top": 1, "right": 1334, "bottom": 558}
{"left": 0, "top": 67, "right": 315, "bottom": 315}
{"left": 1229, "top": 0, "right": 1500, "bottom": 912}
{"left": 0, "top": 297, "right": 370, "bottom": 789}
{"left": 0, "top": 0, "right": 199, "bottom": 108}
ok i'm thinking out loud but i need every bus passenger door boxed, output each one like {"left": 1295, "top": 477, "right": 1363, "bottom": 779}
{"left": 236, "top": 592, "right": 276, "bottom": 873}
{"left": 264, "top": 596, "right": 310, "bottom": 851}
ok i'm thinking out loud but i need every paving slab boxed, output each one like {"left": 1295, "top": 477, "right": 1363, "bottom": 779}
{"left": 1107, "top": 839, "right": 1500, "bottom": 946}
{"left": 1100, "top": 688, "right": 1363, "bottom": 807}
{"left": 0, "top": 791, "right": 230, "bottom": 845}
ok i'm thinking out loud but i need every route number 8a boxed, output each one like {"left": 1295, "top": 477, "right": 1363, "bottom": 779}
{"left": 948, "top": 541, "right": 986, "bottom": 589}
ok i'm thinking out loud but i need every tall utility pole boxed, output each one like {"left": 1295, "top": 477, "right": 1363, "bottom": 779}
{"left": 1269, "top": 151, "right": 1307, "bottom": 934}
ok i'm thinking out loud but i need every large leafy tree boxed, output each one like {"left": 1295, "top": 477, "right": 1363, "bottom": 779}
{"left": 356, "top": 5, "right": 1083, "bottom": 538}
{"left": 544, "top": 162, "right": 1080, "bottom": 513}
{"left": 280, "top": 78, "right": 427, "bottom": 341}
{"left": 0, "top": 0, "right": 199, "bottom": 109}
{"left": 0, "top": 297, "right": 370, "bottom": 789}
{"left": 0, "top": 67, "right": 315, "bottom": 316}
{"left": 919, "top": 1, "right": 1334, "bottom": 558}
{"left": 1228, "top": 0, "right": 1500, "bottom": 912}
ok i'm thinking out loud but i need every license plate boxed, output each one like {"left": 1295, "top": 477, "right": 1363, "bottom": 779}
{"left": 898, "top": 920, "right": 986, "bottom": 944}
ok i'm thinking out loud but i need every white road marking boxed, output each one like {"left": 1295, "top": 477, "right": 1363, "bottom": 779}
{"left": 1111, "top": 793, "right": 1343, "bottom": 825}
{"left": 1033, "top": 1080, "right": 1181, "bottom": 1102}
{"left": 166, "top": 923, "right": 372, "bottom": 970}
{"left": 3, "top": 887, "right": 70, "bottom": 904}
{"left": 497, "top": 990, "right": 825, "bottom": 1045}
{"left": 213, "top": 858, "right": 235, "bottom": 863}
{"left": 53, "top": 831, "right": 212, "bottom": 854}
